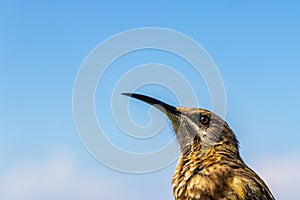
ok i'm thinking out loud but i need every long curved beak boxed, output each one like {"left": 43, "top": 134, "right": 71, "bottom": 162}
{"left": 122, "top": 93, "right": 179, "bottom": 115}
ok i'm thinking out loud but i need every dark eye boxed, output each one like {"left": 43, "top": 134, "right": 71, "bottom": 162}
{"left": 200, "top": 115, "right": 210, "bottom": 126}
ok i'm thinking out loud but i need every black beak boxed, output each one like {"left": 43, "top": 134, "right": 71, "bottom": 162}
{"left": 122, "top": 93, "right": 179, "bottom": 115}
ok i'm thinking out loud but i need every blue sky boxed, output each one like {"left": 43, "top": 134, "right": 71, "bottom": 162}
{"left": 1, "top": 1, "right": 300, "bottom": 200}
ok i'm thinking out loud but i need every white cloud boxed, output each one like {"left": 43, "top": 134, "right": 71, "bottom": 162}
{"left": 253, "top": 153, "right": 300, "bottom": 200}
{"left": 0, "top": 149, "right": 131, "bottom": 200}
{"left": 3, "top": 148, "right": 298, "bottom": 200}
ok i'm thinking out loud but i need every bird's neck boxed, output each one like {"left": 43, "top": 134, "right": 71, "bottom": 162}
{"left": 179, "top": 139, "right": 240, "bottom": 165}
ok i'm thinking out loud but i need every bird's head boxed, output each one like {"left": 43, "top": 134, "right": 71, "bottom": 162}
{"left": 122, "top": 93, "right": 239, "bottom": 156}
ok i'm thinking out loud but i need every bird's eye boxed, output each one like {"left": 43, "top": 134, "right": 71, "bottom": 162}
{"left": 200, "top": 115, "right": 210, "bottom": 126}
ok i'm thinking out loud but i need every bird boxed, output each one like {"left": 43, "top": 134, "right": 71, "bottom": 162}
{"left": 122, "top": 93, "right": 275, "bottom": 200}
